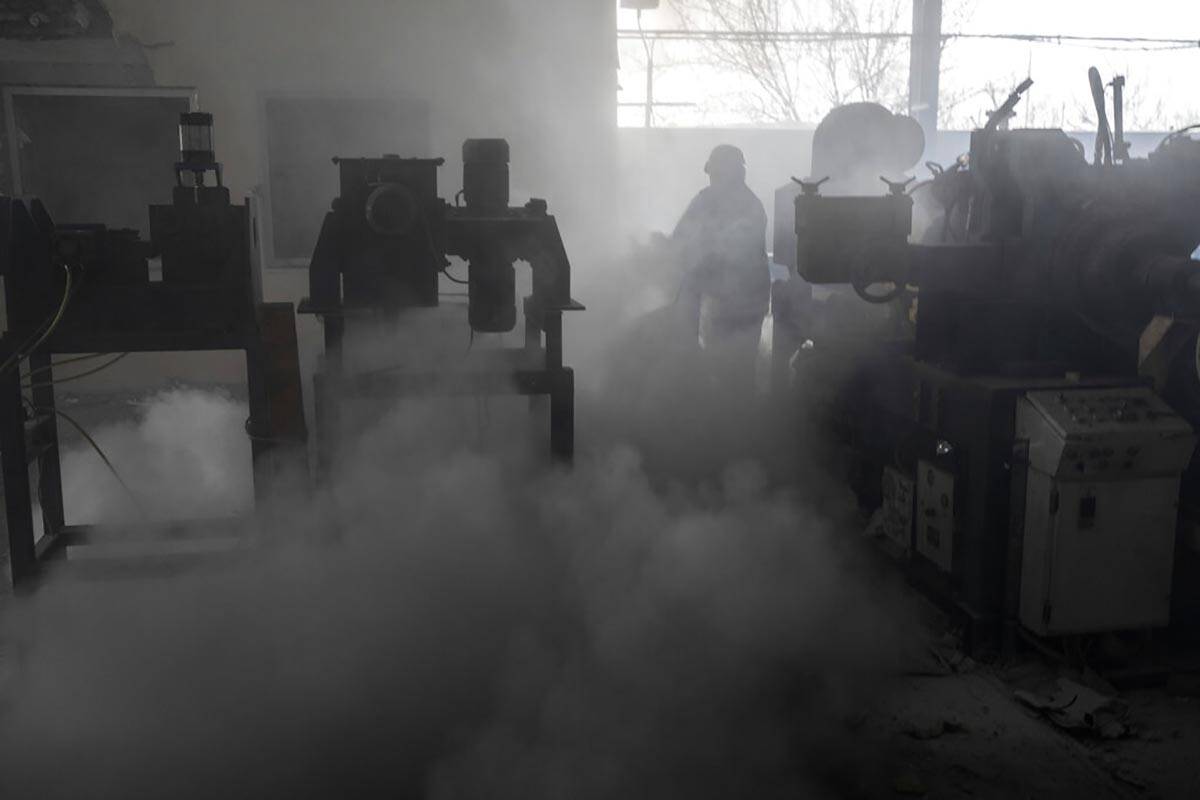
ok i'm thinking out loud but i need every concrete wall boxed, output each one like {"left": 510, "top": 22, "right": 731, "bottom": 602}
{"left": 103, "top": 0, "right": 618, "bottom": 251}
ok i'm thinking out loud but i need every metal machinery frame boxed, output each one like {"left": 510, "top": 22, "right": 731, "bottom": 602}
{"left": 781, "top": 77, "right": 1200, "bottom": 651}
{"left": 300, "top": 139, "right": 583, "bottom": 473}
{"left": 0, "top": 112, "right": 307, "bottom": 589}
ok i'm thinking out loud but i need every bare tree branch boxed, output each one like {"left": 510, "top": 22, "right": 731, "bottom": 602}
{"left": 669, "top": 0, "right": 910, "bottom": 125}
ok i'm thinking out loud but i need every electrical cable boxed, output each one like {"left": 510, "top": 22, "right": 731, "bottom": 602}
{"left": 27, "top": 398, "right": 148, "bottom": 521}
{"left": 849, "top": 243, "right": 907, "bottom": 304}
{"left": 30, "top": 265, "right": 75, "bottom": 356}
{"left": 415, "top": 205, "right": 468, "bottom": 287}
{"left": 0, "top": 264, "right": 74, "bottom": 379}
{"left": 616, "top": 28, "right": 1200, "bottom": 50}
{"left": 22, "top": 352, "right": 105, "bottom": 382}
{"left": 852, "top": 280, "right": 906, "bottom": 305}
{"left": 22, "top": 352, "right": 129, "bottom": 391}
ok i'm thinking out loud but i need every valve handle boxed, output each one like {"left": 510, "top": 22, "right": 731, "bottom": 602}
{"left": 792, "top": 176, "right": 830, "bottom": 196}
{"left": 880, "top": 175, "right": 916, "bottom": 196}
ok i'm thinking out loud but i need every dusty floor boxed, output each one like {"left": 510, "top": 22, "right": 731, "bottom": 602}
{"left": 843, "top": 668, "right": 1199, "bottom": 799}
{"left": 820, "top": 598, "right": 1200, "bottom": 800}
{"left": 1, "top": 389, "right": 1198, "bottom": 798}
{"left": 4, "top": 572, "right": 1195, "bottom": 799}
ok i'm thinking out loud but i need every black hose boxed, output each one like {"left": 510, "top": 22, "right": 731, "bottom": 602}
{"left": 852, "top": 280, "right": 906, "bottom": 305}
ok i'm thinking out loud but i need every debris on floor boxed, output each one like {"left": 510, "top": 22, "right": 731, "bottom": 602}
{"left": 902, "top": 714, "right": 967, "bottom": 740}
{"left": 1014, "top": 677, "right": 1130, "bottom": 740}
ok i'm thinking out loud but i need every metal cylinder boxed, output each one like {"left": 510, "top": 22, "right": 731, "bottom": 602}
{"left": 468, "top": 254, "right": 517, "bottom": 333}
{"left": 179, "top": 111, "right": 215, "bottom": 165}
{"left": 462, "top": 138, "right": 510, "bottom": 215}
{"left": 364, "top": 183, "right": 418, "bottom": 236}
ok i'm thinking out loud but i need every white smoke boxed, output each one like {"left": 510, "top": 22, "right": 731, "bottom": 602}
{"left": 0, "top": 315, "right": 917, "bottom": 798}
{"left": 57, "top": 388, "right": 253, "bottom": 526}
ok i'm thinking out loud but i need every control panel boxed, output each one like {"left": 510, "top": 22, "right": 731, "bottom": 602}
{"left": 1019, "top": 387, "right": 1195, "bottom": 478}
{"left": 1016, "top": 385, "right": 1196, "bottom": 635}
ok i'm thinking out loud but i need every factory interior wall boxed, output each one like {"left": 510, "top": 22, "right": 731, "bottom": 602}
{"left": 48, "top": 0, "right": 619, "bottom": 394}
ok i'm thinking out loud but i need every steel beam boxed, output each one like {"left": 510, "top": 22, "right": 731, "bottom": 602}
{"left": 908, "top": 0, "right": 943, "bottom": 144}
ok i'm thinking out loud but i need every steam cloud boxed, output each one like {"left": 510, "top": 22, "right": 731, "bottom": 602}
{"left": 0, "top": 3, "right": 922, "bottom": 794}
{"left": 0, "top": 302, "right": 916, "bottom": 798}
{"left": 56, "top": 388, "right": 254, "bottom": 526}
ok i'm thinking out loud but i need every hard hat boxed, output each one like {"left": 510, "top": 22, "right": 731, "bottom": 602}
{"left": 705, "top": 144, "right": 746, "bottom": 174}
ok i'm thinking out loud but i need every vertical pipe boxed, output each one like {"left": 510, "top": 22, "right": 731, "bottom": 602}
{"left": 1112, "top": 76, "right": 1130, "bottom": 162}
{"left": 244, "top": 335, "right": 271, "bottom": 505}
{"left": 28, "top": 353, "right": 64, "bottom": 542}
{"left": 0, "top": 351, "right": 36, "bottom": 585}
{"left": 908, "top": 0, "right": 943, "bottom": 146}
{"left": 644, "top": 44, "right": 655, "bottom": 128}
{"left": 312, "top": 368, "right": 338, "bottom": 486}
{"left": 544, "top": 310, "right": 563, "bottom": 371}
{"left": 638, "top": 9, "right": 655, "bottom": 128}
{"left": 550, "top": 369, "right": 575, "bottom": 462}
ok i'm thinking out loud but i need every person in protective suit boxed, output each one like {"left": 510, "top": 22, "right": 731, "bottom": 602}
{"left": 671, "top": 144, "right": 770, "bottom": 389}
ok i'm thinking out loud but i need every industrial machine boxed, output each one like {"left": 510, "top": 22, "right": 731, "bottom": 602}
{"left": 0, "top": 112, "right": 307, "bottom": 588}
{"left": 781, "top": 76, "right": 1200, "bottom": 648}
{"left": 300, "top": 138, "right": 583, "bottom": 470}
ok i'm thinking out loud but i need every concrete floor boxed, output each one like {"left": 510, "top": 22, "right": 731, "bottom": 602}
{"left": 2, "top": 386, "right": 1198, "bottom": 798}
{"left": 843, "top": 669, "right": 1198, "bottom": 799}
{"left": 3, "top": 556, "right": 1195, "bottom": 799}
{"left": 818, "top": 588, "right": 1200, "bottom": 800}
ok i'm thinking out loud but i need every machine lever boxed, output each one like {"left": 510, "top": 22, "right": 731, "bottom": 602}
{"left": 880, "top": 176, "right": 916, "bottom": 196}
{"left": 985, "top": 77, "right": 1034, "bottom": 133}
{"left": 793, "top": 176, "right": 830, "bottom": 196}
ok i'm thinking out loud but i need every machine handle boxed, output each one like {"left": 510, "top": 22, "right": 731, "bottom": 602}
{"left": 792, "top": 176, "right": 830, "bottom": 197}
{"left": 1089, "top": 67, "right": 1114, "bottom": 166}
{"left": 880, "top": 176, "right": 916, "bottom": 196}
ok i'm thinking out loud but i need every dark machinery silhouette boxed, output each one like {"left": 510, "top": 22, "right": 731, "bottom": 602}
{"left": 300, "top": 139, "right": 583, "bottom": 471}
{"left": 0, "top": 112, "right": 307, "bottom": 587}
{"left": 781, "top": 75, "right": 1200, "bottom": 649}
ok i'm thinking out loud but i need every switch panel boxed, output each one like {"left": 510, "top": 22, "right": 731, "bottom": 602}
{"left": 1016, "top": 386, "right": 1196, "bottom": 635}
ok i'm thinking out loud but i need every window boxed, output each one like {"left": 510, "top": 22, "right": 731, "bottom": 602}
{"left": 3, "top": 87, "right": 195, "bottom": 235}
{"left": 938, "top": 1, "right": 1200, "bottom": 132}
{"left": 616, "top": 1, "right": 1200, "bottom": 132}
{"left": 618, "top": 1, "right": 913, "bottom": 128}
